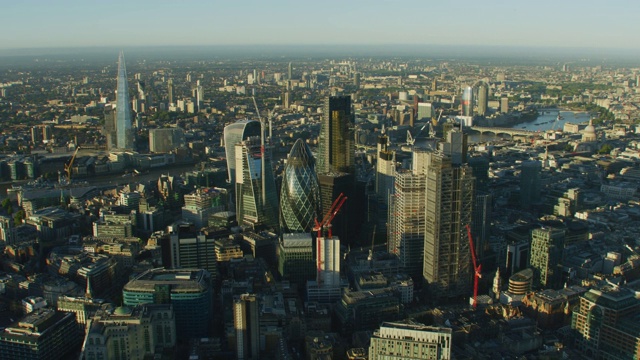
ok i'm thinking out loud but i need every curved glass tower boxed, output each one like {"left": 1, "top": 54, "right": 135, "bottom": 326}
{"left": 116, "top": 51, "right": 133, "bottom": 150}
{"left": 280, "top": 139, "right": 321, "bottom": 233}
{"left": 223, "top": 120, "right": 261, "bottom": 185}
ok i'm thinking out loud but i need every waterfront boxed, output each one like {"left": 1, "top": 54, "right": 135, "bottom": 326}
{"left": 467, "top": 109, "right": 592, "bottom": 143}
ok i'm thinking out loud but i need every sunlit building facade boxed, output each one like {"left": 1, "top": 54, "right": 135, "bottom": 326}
{"left": 116, "top": 51, "right": 134, "bottom": 150}
{"left": 280, "top": 139, "right": 321, "bottom": 233}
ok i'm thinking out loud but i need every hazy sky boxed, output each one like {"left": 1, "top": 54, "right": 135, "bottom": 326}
{"left": 1, "top": 0, "right": 638, "bottom": 50}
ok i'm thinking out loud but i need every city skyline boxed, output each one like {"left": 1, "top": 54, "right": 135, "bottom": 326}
{"left": 1, "top": 0, "right": 639, "bottom": 51}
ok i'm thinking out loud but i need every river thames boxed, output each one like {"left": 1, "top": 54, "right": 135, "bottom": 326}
{"left": 466, "top": 109, "right": 593, "bottom": 143}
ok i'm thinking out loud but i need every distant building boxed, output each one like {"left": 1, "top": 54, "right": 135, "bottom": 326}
{"left": 317, "top": 95, "right": 355, "bottom": 175}
{"left": 461, "top": 86, "right": 473, "bottom": 117}
{"left": 417, "top": 102, "right": 433, "bottom": 121}
{"left": 477, "top": 84, "right": 488, "bottom": 116}
{"left": 0, "top": 309, "right": 83, "bottom": 360}
{"left": 149, "top": 128, "right": 185, "bottom": 153}
{"left": 369, "top": 321, "right": 452, "bottom": 360}
{"left": 115, "top": 51, "right": 134, "bottom": 150}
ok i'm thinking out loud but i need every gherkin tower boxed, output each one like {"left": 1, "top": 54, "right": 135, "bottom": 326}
{"left": 280, "top": 139, "right": 321, "bottom": 233}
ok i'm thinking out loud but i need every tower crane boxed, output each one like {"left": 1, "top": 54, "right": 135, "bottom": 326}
{"left": 407, "top": 109, "right": 443, "bottom": 145}
{"left": 313, "top": 193, "right": 347, "bottom": 284}
{"left": 466, "top": 224, "right": 482, "bottom": 309}
{"left": 64, "top": 147, "right": 80, "bottom": 184}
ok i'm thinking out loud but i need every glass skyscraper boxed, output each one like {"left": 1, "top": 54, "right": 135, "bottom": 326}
{"left": 235, "top": 136, "right": 279, "bottom": 230}
{"left": 223, "top": 120, "right": 261, "bottom": 185}
{"left": 116, "top": 51, "right": 134, "bottom": 150}
{"left": 280, "top": 139, "right": 321, "bottom": 233}
{"left": 316, "top": 96, "right": 354, "bottom": 175}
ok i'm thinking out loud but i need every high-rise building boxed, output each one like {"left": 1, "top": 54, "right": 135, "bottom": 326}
{"left": 223, "top": 120, "right": 261, "bottom": 187}
{"left": 572, "top": 287, "right": 640, "bottom": 359}
{"left": 115, "top": 51, "right": 134, "bottom": 150}
{"left": 167, "top": 78, "right": 174, "bottom": 105}
{"left": 280, "top": 139, "right": 321, "bottom": 233}
{"left": 149, "top": 128, "right": 185, "bottom": 153}
{"left": 439, "top": 128, "right": 467, "bottom": 165}
{"left": 376, "top": 133, "right": 395, "bottom": 234}
{"left": 520, "top": 160, "right": 541, "bottom": 210}
{"left": 193, "top": 80, "right": 203, "bottom": 111}
{"left": 317, "top": 96, "right": 354, "bottom": 175}
{"left": 530, "top": 227, "right": 565, "bottom": 289}
{"left": 122, "top": 268, "right": 213, "bottom": 340}
{"left": 30, "top": 125, "right": 42, "bottom": 145}
{"left": 417, "top": 102, "right": 433, "bottom": 121}
{"left": 307, "top": 232, "right": 342, "bottom": 302}
{"left": 288, "top": 62, "right": 292, "bottom": 80}
{"left": 388, "top": 151, "right": 428, "bottom": 279}
{"left": 423, "top": 152, "right": 474, "bottom": 298}
{"left": 234, "top": 294, "right": 260, "bottom": 360}
{"left": 283, "top": 91, "right": 291, "bottom": 109}
{"left": 278, "top": 233, "right": 316, "bottom": 285}
{"left": 0, "top": 309, "right": 83, "bottom": 360}
{"left": 235, "top": 136, "right": 278, "bottom": 230}
{"left": 500, "top": 97, "right": 509, "bottom": 113}
{"left": 317, "top": 173, "right": 353, "bottom": 240}
{"left": 82, "top": 304, "right": 176, "bottom": 360}
{"left": 477, "top": 84, "right": 488, "bottom": 116}
{"left": 369, "top": 322, "right": 452, "bottom": 360}
{"left": 461, "top": 86, "right": 473, "bottom": 117}
{"left": 168, "top": 225, "right": 218, "bottom": 274}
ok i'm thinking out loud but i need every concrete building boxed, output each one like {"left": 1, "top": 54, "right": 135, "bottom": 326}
{"left": 530, "top": 227, "right": 565, "bottom": 289}
{"left": 519, "top": 161, "right": 541, "bottom": 210}
{"left": 82, "top": 304, "right": 176, "bottom": 360}
{"left": 0, "top": 309, "right": 83, "bottom": 360}
{"left": 182, "top": 187, "right": 225, "bottom": 229}
{"left": 234, "top": 294, "right": 260, "bottom": 360}
{"left": 149, "top": 128, "right": 185, "bottom": 153}
{"left": 369, "top": 322, "right": 452, "bottom": 360}
{"left": 572, "top": 287, "right": 640, "bottom": 359}
{"left": 278, "top": 233, "right": 315, "bottom": 286}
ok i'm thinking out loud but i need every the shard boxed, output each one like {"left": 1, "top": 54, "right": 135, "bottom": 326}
{"left": 280, "top": 139, "right": 321, "bottom": 233}
{"left": 116, "top": 51, "right": 133, "bottom": 150}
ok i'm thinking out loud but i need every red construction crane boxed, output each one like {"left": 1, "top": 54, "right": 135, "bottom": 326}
{"left": 466, "top": 224, "right": 482, "bottom": 309}
{"left": 312, "top": 193, "right": 347, "bottom": 281}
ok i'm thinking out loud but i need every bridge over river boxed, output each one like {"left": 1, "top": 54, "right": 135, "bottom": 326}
{"left": 468, "top": 126, "right": 540, "bottom": 137}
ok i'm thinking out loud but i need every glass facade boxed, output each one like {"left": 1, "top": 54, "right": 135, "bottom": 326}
{"left": 116, "top": 51, "right": 133, "bottom": 150}
{"left": 280, "top": 139, "right": 321, "bottom": 233}
{"left": 316, "top": 96, "right": 354, "bottom": 175}
{"left": 223, "top": 120, "right": 261, "bottom": 185}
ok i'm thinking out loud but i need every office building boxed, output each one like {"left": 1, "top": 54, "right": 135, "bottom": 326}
{"left": 376, "top": 132, "right": 395, "bottom": 234}
{"left": 278, "top": 233, "right": 315, "bottom": 285}
{"left": 280, "top": 139, "right": 321, "bottom": 233}
{"left": 182, "top": 187, "right": 225, "bottom": 229}
{"left": 149, "top": 128, "right": 185, "bottom": 153}
{"left": 122, "top": 268, "right": 213, "bottom": 340}
{"left": 423, "top": 152, "right": 474, "bottom": 298}
{"left": 335, "top": 288, "right": 400, "bottom": 333}
{"left": 167, "top": 78, "right": 173, "bottom": 105}
{"left": 461, "top": 86, "right": 473, "bottom": 117}
{"left": 235, "top": 136, "right": 279, "bottom": 230}
{"left": 317, "top": 95, "right": 355, "bottom": 175}
{"left": 439, "top": 128, "right": 467, "bottom": 165}
{"left": 115, "top": 51, "right": 134, "bottom": 150}
{"left": 477, "top": 84, "right": 488, "bottom": 116}
{"left": 530, "top": 227, "right": 565, "bottom": 289}
{"left": 417, "top": 102, "right": 433, "bottom": 121}
{"left": 307, "top": 233, "right": 342, "bottom": 303}
{"left": 167, "top": 228, "right": 218, "bottom": 275}
{"left": 369, "top": 322, "right": 452, "bottom": 360}
{"left": 317, "top": 172, "right": 353, "bottom": 240}
{"left": 500, "top": 97, "right": 509, "bottom": 113}
{"left": 57, "top": 296, "right": 109, "bottom": 325}
{"left": 520, "top": 160, "right": 541, "bottom": 210}
{"left": 572, "top": 287, "right": 640, "bottom": 359}
{"left": 82, "top": 304, "right": 176, "bottom": 360}
{"left": 234, "top": 294, "right": 260, "bottom": 360}
{"left": 388, "top": 152, "right": 428, "bottom": 279}
{"left": 472, "top": 193, "right": 492, "bottom": 264}
{"left": 193, "top": 80, "right": 203, "bottom": 111}
{"left": 223, "top": 120, "right": 261, "bottom": 187}
{"left": 508, "top": 268, "right": 534, "bottom": 295}
{"left": 0, "top": 309, "right": 83, "bottom": 360}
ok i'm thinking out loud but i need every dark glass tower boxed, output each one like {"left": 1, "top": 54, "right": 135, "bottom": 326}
{"left": 316, "top": 96, "right": 354, "bottom": 175}
{"left": 280, "top": 139, "right": 321, "bottom": 233}
{"left": 116, "top": 51, "right": 133, "bottom": 150}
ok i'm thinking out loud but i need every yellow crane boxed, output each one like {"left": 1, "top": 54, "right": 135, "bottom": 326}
{"left": 64, "top": 147, "right": 80, "bottom": 184}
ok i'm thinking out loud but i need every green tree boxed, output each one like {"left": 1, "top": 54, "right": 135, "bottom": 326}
{"left": 598, "top": 143, "right": 613, "bottom": 154}
{"left": 14, "top": 210, "right": 24, "bottom": 226}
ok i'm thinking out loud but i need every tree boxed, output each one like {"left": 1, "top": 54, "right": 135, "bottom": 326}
{"left": 598, "top": 143, "right": 613, "bottom": 155}
{"left": 14, "top": 210, "right": 24, "bottom": 226}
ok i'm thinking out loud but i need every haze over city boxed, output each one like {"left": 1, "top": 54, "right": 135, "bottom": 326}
{"left": 1, "top": 1, "right": 640, "bottom": 360}
{"left": 1, "top": 0, "right": 640, "bottom": 52}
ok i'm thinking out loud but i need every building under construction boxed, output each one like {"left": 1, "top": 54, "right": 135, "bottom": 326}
{"left": 423, "top": 151, "right": 474, "bottom": 299}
